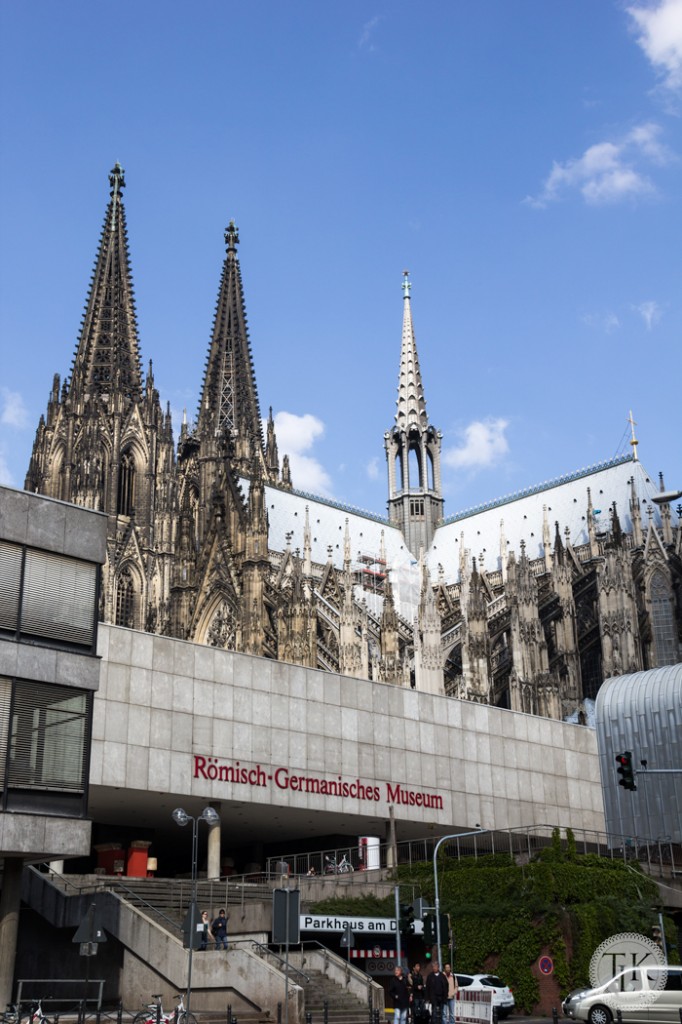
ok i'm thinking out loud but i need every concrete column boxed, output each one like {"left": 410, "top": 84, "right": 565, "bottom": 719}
{"left": 206, "top": 802, "right": 221, "bottom": 879}
{"left": 385, "top": 806, "right": 397, "bottom": 869}
{"left": 0, "top": 857, "right": 23, "bottom": 1006}
{"left": 49, "top": 860, "right": 65, "bottom": 874}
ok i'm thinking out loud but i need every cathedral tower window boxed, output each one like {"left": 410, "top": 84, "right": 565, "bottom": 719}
{"left": 650, "top": 570, "right": 677, "bottom": 666}
{"left": 115, "top": 568, "right": 135, "bottom": 628}
{"left": 117, "top": 452, "right": 135, "bottom": 516}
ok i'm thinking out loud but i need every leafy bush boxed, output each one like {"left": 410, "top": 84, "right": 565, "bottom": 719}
{"left": 313, "top": 838, "right": 673, "bottom": 1014}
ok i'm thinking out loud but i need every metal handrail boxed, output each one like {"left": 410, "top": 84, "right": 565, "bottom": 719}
{"left": 297, "top": 941, "right": 384, "bottom": 1009}
{"left": 251, "top": 941, "right": 310, "bottom": 984}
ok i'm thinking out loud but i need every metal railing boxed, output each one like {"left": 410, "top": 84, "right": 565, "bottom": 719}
{"left": 251, "top": 941, "right": 310, "bottom": 984}
{"left": 15, "top": 979, "right": 105, "bottom": 1010}
{"left": 266, "top": 823, "right": 680, "bottom": 880}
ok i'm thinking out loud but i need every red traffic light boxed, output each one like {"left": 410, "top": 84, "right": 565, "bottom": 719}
{"left": 615, "top": 751, "right": 637, "bottom": 791}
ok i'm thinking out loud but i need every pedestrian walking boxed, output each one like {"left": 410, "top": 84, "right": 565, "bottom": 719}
{"left": 444, "top": 964, "right": 458, "bottom": 1024}
{"left": 409, "top": 962, "right": 427, "bottom": 1022}
{"left": 425, "top": 963, "right": 448, "bottom": 1024}
{"left": 389, "top": 966, "right": 411, "bottom": 1024}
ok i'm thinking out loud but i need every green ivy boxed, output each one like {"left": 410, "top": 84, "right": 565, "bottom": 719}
{"left": 312, "top": 841, "right": 673, "bottom": 1014}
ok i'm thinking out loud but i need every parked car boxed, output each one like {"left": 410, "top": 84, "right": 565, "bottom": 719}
{"left": 454, "top": 973, "right": 515, "bottom": 1018}
{"left": 562, "top": 964, "right": 682, "bottom": 1024}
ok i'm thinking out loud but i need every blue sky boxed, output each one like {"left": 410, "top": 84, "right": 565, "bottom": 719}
{"left": 1, "top": 0, "right": 680, "bottom": 518}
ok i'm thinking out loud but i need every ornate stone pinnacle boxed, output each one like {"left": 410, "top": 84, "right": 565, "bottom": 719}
{"left": 109, "top": 163, "right": 125, "bottom": 195}
{"left": 225, "top": 220, "right": 240, "bottom": 252}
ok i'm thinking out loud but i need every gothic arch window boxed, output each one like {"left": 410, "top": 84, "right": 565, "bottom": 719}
{"left": 115, "top": 568, "right": 135, "bottom": 628}
{"left": 426, "top": 448, "right": 434, "bottom": 490}
{"left": 50, "top": 446, "right": 64, "bottom": 500}
{"left": 117, "top": 451, "right": 135, "bottom": 516}
{"left": 408, "top": 446, "right": 421, "bottom": 490}
{"left": 206, "top": 601, "right": 235, "bottom": 649}
{"left": 649, "top": 570, "right": 676, "bottom": 666}
{"left": 395, "top": 452, "right": 404, "bottom": 491}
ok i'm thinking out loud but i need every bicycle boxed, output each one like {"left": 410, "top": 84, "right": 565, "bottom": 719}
{"left": 132, "top": 994, "right": 196, "bottom": 1024}
{"left": 2, "top": 1006, "right": 19, "bottom": 1024}
{"left": 324, "top": 853, "right": 354, "bottom": 874}
{"left": 24, "top": 1001, "right": 58, "bottom": 1024}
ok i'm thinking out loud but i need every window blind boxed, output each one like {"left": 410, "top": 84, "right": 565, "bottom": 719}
{"left": 0, "top": 542, "right": 22, "bottom": 632}
{"left": 21, "top": 549, "right": 97, "bottom": 647}
{"left": 0, "top": 676, "right": 11, "bottom": 787}
{"left": 8, "top": 681, "right": 90, "bottom": 792}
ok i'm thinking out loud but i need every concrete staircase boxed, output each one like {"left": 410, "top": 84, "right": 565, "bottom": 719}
{"left": 304, "top": 969, "right": 373, "bottom": 1024}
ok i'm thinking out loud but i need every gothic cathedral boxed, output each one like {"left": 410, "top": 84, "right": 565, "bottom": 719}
{"left": 26, "top": 166, "right": 682, "bottom": 720}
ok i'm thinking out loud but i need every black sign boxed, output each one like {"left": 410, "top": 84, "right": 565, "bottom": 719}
{"left": 272, "top": 888, "right": 300, "bottom": 945}
{"left": 181, "top": 901, "right": 204, "bottom": 950}
{"left": 73, "top": 902, "right": 107, "bottom": 944}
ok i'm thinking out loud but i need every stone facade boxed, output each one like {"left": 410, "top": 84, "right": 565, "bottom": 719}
{"left": 25, "top": 165, "right": 682, "bottom": 723}
{"left": 92, "top": 622, "right": 607, "bottom": 849}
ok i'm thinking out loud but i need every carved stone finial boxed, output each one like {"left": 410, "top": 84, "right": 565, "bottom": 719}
{"left": 225, "top": 220, "right": 240, "bottom": 252}
{"left": 109, "top": 162, "right": 125, "bottom": 196}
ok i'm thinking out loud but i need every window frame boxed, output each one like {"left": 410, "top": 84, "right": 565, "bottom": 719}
{"left": 0, "top": 539, "right": 100, "bottom": 655}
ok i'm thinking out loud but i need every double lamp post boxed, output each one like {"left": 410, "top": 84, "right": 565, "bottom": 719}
{"left": 172, "top": 805, "right": 221, "bottom": 1018}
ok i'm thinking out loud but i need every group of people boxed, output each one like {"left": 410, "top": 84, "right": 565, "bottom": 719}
{"left": 199, "top": 908, "right": 229, "bottom": 950}
{"left": 388, "top": 962, "right": 459, "bottom": 1024}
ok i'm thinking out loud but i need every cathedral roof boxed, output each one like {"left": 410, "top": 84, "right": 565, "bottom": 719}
{"left": 428, "top": 454, "right": 662, "bottom": 582}
{"left": 260, "top": 483, "right": 422, "bottom": 619}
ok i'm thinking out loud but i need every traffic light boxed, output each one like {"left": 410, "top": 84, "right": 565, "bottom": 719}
{"left": 423, "top": 913, "right": 436, "bottom": 944}
{"left": 616, "top": 751, "right": 637, "bottom": 791}
{"left": 412, "top": 897, "right": 425, "bottom": 920}
{"left": 399, "top": 903, "right": 415, "bottom": 936}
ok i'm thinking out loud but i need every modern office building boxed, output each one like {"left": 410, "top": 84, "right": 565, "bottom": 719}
{"left": 0, "top": 485, "right": 106, "bottom": 1004}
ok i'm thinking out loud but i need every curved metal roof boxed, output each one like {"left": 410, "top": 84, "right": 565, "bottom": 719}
{"left": 595, "top": 665, "right": 682, "bottom": 844}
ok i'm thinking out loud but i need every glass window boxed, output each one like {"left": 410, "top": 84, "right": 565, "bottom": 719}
{"left": 650, "top": 570, "right": 677, "bottom": 666}
{"left": 8, "top": 680, "right": 90, "bottom": 792}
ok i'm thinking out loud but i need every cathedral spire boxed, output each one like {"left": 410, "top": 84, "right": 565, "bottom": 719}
{"left": 196, "top": 220, "right": 268, "bottom": 476}
{"left": 69, "top": 163, "right": 143, "bottom": 402}
{"left": 385, "top": 272, "right": 443, "bottom": 554}
{"left": 395, "top": 271, "right": 429, "bottom": 433}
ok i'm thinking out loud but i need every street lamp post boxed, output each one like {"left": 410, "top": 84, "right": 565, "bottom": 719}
{"left": 433, "top": 829, "right": 487, "bottom": 961}
{"left": 172, "top": 806, "right": 220, "bottom": 1017}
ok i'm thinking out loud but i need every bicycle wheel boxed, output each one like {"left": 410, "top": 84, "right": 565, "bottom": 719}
{"left": 177, "top": 1012, "right": 198, "bottom": 1024}
{"left": 133, "top": 1014, "right": 152, "bottom": 1024}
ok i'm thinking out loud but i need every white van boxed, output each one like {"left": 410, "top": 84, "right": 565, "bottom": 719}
{"left": 562, "top": 965, "right": 682, "bottom": 1024}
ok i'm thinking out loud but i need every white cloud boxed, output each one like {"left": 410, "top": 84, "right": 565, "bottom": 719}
{"left": 633, "top": 299, "right": 662, "bottom": 329}
{"left": 525, "top": 123, "right": 670, "bottom": 208}
{"left": 366, "top": 456, "right": 380, "bottom": 480}
{"left": 273, "top": 411, "right": 334, "bottom": 497}
{"left": 582, "top": 311, "right": 621, "bottom": 333}
{"left": 628, "top": 0, "right": 682, "bottom": 93}
{"left": 0, "top": 387, "right": 29, "bottom": 429}
{"left": 0, "top": 445, "right": 15, "bottom": 486}
{"left": 443, "top": 418, "right": 510, "bottom": 470}
{"left": 358, "top": 15, "right": 381, "bottom": 51}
